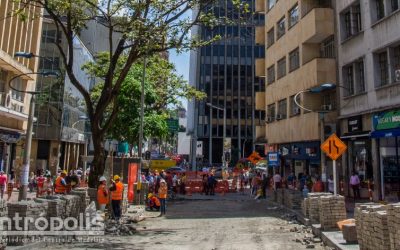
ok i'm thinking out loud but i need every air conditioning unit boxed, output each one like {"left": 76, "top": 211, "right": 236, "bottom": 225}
{"left": 266, "top": 117, "right": 273, "bottom": 123}
{"left": 321, "top": 104, "right": 332, "bottom": 111}
{"left": 276, "top": 114, "right": 284, "bottom": 120}
{"left": 293, "top": 107, "right": 301, "bottom": 115}
{"left": 395, "top": 69, "right": 400, "bottom": 82}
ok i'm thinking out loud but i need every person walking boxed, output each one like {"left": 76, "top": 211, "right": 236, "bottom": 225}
{"left": 36, "top": 172, "right": 45, "bottom": 197}
{"left": 42, "top": 174, "right": 53, "bottom": 196}
{"left": 97, "top": 176, "right": 109, "bottom": 212}
{"left": 350, "top": 171, "right": 360, "bottom": 201}
{"left": 0, "top": 171, "right": 7, "bottom": 199}
{"left": 158, "top": 180, "right": 168, "bottom": 216}
{"left": 273, "top": 172, "right": 282, "bottom": 190}
{"left": 328, "top": 175, "right": 334, "bottom": 194}
{"left": 54, "top": 171, "right": 68, "bottom": 194}
{"left": 110, "top": 175, "right": 124, "bottom": 220}
{"left": 208, "top": 173, "right": 217, "bottom": 196}
{"left": 7, "top": 177, "right": 14, "bottom": 201}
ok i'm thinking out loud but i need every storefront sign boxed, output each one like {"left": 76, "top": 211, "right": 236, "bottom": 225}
{"left": 373, "top": 110, "right": 400, "bottom": 130}
{"left": 348, "top": 116, "right": 362, "bottom": 133}
{"left": 0, "top": 129, "right": 21, "bottom": 143}
{"left": 268, "top": 152, "right": 279, "bottom": 166}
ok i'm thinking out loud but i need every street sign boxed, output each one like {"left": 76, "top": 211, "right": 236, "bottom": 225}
{"left": 321, "top": 133, "right": 347, "bottom": 161}
{"left": 166, "top": 118, "right": 179, "bottom": 132}
{"left": 247, "top": 151, "right": 262, "bottom": 165}
{"left": 267, "top": 152, "right": 279, "bottom": 166}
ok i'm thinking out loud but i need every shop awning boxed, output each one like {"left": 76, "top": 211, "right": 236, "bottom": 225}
{"left": 340, "top": 131, "right": 371, "bottom": 140}
{"left": 370, "top": 129, "right": 400, "bottom": 138}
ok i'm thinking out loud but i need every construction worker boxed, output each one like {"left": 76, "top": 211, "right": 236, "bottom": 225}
{"left": 158, "top": 180, "right": 168, "bottom": 216}
{"left": 54, "top": 171, "right": 68, "bottom": 194}
{"left": 97, "top": 176, "right": 109, "bottom": 212}
{"left": 109, "top": 175, "right": 124, "bottom": 220}
{"left": 147, "top": 193, "right": 160, "bottom": 211}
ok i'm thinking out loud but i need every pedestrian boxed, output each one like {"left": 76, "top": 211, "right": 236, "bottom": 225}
{"left": 28, "top": 172, "right": 36, "bottom": 192}
{"left": 328, "top": 175, "right": 334, "bottom": 194}
{"left": 312, "top": 177, "right": 324, "bottom": 192}
{"left": 42, "top": 174, "right": 53, "bottom": 196}
{"left": 109, "top": 175, "right": 124, "bottom": 220}
{"left": 0, "top": 171, "right": 7, "bottom": 199}
{"left": 202, "top": 174, "right": 209, "bottom": 195}
{"left": 36, "top": 172, "right": 45, "bottom": 197}
{"left": 97, "top": 176, "right": 108, "bottom": 212}
{"left": 261, "top": 173, "right": 269, "bottom": 198}
{"left": 287, "top": 172, "right": 296, "bottom": 189}
{"left": 273, "top": 171, "right": 282, "bottom": 190}
{"left": 208, "top": 173, "right": 217, "bottom": 195}
{"left": 54, "top": 171, "right": 68, "bottom": 194}
{"left": 350, "top": 171, "right": 360, "bottom": 200}
{"left": 180, "top": 173, "right": 187, "bottom": 195}
{"left": 7, "top": 177, "right": 14, "bottom": 201}
{"left": 251, "top": 173, "right": 259, "bottom": 195}
{"left": 158, "top": 180, "right": 168, "bottom": 216}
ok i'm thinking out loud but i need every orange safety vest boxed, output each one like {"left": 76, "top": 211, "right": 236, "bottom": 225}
{"left": 111, "top": 181, "right": 124, "bottom": 200}
{"left": 55, "top": 176, "right": 66, "bottom": 194}
{"left": 158, "top": 186, "right": 167, "bottom": 199}
{"left": 97, "top": 184, "right": 109, "bottom": 205}
{"left": 151, "top": 196, "right": 161, "bottom": 206}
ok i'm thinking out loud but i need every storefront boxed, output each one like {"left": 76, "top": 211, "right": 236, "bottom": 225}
{"left": 0, "top": 129, "right": 21, "bottom": 174}
{"left": 279, "top": 141, "right": 321, "bottom": 179}
{"left": 371, "top": 110, "right": 400, "bottom": 201}
{"left": 340, "top": 115, "right": 372, "bottom": 198}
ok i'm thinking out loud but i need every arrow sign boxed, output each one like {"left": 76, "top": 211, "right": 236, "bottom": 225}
{"left": 321, "top": 133, "right": 347, "bottom": 161}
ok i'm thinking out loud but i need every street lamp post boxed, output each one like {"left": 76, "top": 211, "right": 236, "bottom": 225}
{"left": 8, "top": 67, "right": 59, "bottom": 201}
{"left": 206, "top": 102, "right": 226, "bottom": 168}
{"left": 294, "top": 83, "right": 337, "bottom": 194}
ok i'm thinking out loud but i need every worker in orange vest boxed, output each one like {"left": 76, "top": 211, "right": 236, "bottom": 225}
{"left": 147, "top": 193, "right": 161, "bottom": 211}
{"left": 109, "top": 175, "right": 124, "bottom": 220}
{"left": 158, "top": 180, "right": 168, "bottom": 216}
{"left": 97, "top": 176, "right": 109, "bottom": 212}
{"left": 54, "top": 171, "right": 68, "bottom": 194}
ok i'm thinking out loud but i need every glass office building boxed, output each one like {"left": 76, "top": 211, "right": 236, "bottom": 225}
{"left": 189, "top": 0, "right": 265, "bottom": 166}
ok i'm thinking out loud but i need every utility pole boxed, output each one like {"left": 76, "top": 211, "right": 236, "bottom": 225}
{"left": 138, "top": 57, "right": 146, "bottom": 180}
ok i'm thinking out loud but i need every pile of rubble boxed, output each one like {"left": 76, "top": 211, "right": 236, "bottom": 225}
{"left": 105, "top": 216, "right": 141, "bottom": 236}
{"left": 318, "top": 195, "right": 346, "bottom": 230}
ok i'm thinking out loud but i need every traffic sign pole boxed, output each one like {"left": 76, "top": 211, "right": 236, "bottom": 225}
{"left": 333, "top": 160, "right": 337, "bottom": 196}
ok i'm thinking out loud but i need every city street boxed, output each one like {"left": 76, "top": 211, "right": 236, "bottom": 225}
{"left": 41, "top": 194, "right": 328, "bottom": 250}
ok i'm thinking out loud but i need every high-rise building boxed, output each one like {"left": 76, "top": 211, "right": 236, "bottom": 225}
{"left": 0, "top": 1, "right": 42, "bottom": 175}
{"left": 31, "top": 17, "right": 94, "bottom": 175}
{"left": 335, "top": 0, "right": 400, "bottom": 201}
{"left": 255, "top": 0, "right": 337, "bottom": 178}
{"left": 188, "top": 0, "right": 265, "bottom": 168}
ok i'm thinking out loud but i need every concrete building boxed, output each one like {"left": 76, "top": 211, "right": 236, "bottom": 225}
{"left": 188, "top": 0, "right": 265, "bottom": 168}
{"left": 0, "top": 1, "right": 42, "bottom": 175}
{"left": 255, "top": 0, "right": 337, "bottom": 178}
{"left": 31, "top": 17, "right": 94, "bottom": 175}
{"left": 335, "top": 0, "right": 400, "bottom": 201}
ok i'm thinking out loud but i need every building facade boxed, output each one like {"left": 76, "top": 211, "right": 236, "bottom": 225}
{"left": 0, "top": 1, "right": 42, "bottom": 176}
{"left": 255, "top": 0, "right": 337, "bottom": 178}
{"left": 31, "top": 18, "right": 94, "bottom": 175}
{"left": 335, "top": 0, "right": 400, "bottom": 201}
{"left": 188, "top": 0, "right": 265, "bottom": 168}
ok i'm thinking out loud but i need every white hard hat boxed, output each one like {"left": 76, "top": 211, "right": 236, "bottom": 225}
{"left": 99, "top": 176, "right": 107, "bottom": 182}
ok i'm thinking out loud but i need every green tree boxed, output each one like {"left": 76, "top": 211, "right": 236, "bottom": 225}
{"left": 18, "top": 0, "right": 244, "bottom": 187}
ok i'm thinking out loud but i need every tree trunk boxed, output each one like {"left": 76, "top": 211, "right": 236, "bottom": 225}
{"left": 89, "top": 130, "right": 106, "bottom": 188}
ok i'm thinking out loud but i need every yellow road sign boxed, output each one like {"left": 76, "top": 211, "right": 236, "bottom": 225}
{"left": 321, "top": 133, "right": 347, "bottom": 161}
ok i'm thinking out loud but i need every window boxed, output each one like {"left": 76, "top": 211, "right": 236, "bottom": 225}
{"left": 392, "top": 0, "right": 399, "bottom": 12}
{"left": 343, "top": 65, "right": 354, "bottom": 96}
{"left": 267, "top": 28, "right": 275, "bottom": 48}
{"left": 268, "top": 0, "right": 276, "bottom": 10}
{"left": 267, "top": 103, "right": 276, "bottom": 122}
{"left": 355, "top": 59, "right": 366, "bottom": 93}
{"left": 40, "top": 57, "right": 60, "bottom": 71}
{"left": 277, "top": 16, "right": 285, "bottom": 39}
{"left": 341, "top": 2, "right": 362, "bottom": 40}
{"left": 11, "top": 78, "right": 25, "bottom": 102}
{"left": 289, "top": 48, "right": 300, "bottom": 72}
{"left": 42, "top": 30, "right": 61, "bottom": 43}
{"left": 267, "top": 65, "right": 275, "bottom": 84}
{"left": 289, "top": 95, "right": 300, "bottom": 116}
{"left": 277, "top": 99, "right": 287, "bottom": 120}
{"left": 277, "top": 57, "right": 286, "bottom": 79}
{"left": 289, "top": 4, "right": 299, "bottom": 28}
{"left": 321, "top": 36, "right": 335, "bottom": 58}
{"left": 392, "top": 45, "right": 400, "bottom": 82}
{"left": 376, "top": 0, "right": 385, "bottom": 20}
{"left": 377, "top": 51, "right": 389, "bottom": 87}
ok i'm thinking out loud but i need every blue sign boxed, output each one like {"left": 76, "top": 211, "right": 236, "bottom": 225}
{"left": 268, "top": 152, "right": 279, "bottom": 167}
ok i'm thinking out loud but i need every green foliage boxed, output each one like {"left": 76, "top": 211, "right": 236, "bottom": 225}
{"left": 90, "top": 55, "right": 205, "bottom": 144}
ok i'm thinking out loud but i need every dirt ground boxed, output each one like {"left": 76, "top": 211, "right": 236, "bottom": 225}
{"left": 40, "top": 193, "right": 328, "bottom": 250}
